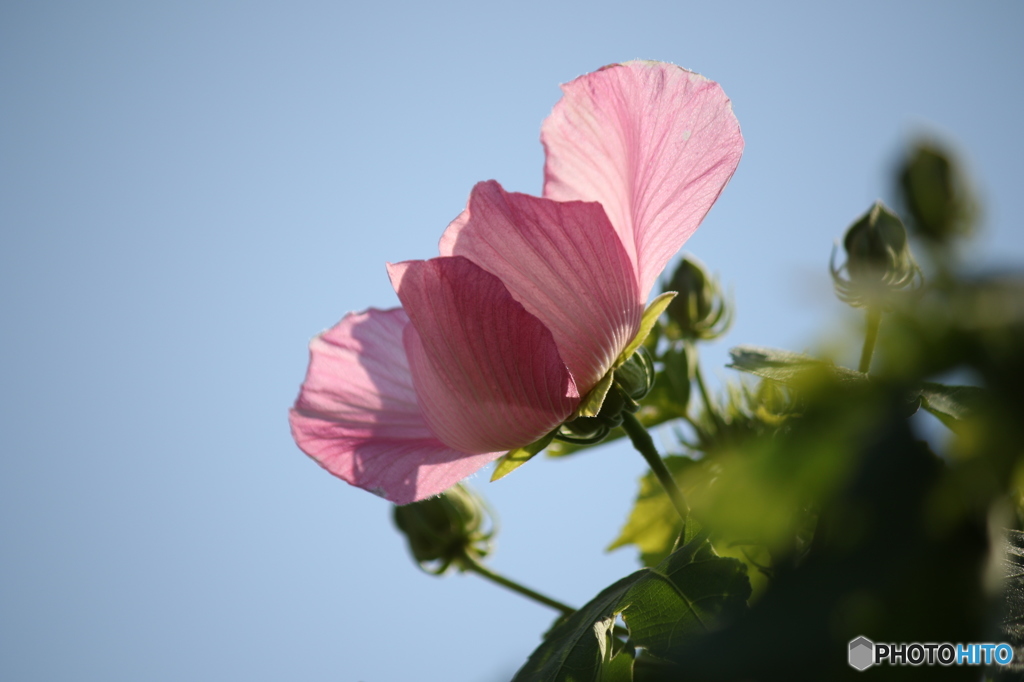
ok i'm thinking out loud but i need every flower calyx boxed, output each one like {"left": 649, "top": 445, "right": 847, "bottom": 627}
{"left": 556, "top": 346, "right": 656, "bottom": 445}
{"left": 392, "top": 483, "right": 494, "bottom": 575}
{"left": 831, "top": 201, "right": 922, "bottom": 308}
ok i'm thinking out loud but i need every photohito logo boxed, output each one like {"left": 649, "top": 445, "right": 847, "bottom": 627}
{"left": 849, "top": 636, "right": 1015, "bottom": 670}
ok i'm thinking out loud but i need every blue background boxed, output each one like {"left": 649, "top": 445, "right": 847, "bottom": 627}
{"left": 2, "top": 2, "right": 1022, "bottom": 680}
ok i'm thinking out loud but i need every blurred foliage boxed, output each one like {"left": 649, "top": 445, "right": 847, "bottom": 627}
{"left": 897, "top": 140, "right": 977, "bottom": 245}
{"left": 995, "top": 530, "right": 1024, "bottom": 680}
{"left": 386, "top": 140, "right": 1022, "bottom": 681}
{"left": 606, "top": 456, "right": 697, "bottom": 567}
{"left": 507, "top": 140, "right": 1024, "bottom": 681}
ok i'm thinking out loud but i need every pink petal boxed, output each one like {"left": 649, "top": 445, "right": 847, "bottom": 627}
{"left": 542, "top": 61, "right": 744, "bottom": 299}
{"left": 439, "top": 181, "right": 643, "bottom": 394}
{"left": 289, "top": 307, "right": 500, "bottom": 505}
{"left": 388, "top": 256, "right": 580, "bottom": 454}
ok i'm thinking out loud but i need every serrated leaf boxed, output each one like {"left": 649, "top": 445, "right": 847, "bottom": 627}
{"left": 727, "top": 345, "right": 864, "bottom": 383}
{"left": 574, "top": 371, "right": 615, "bottom": 419}
{"left": 616, "top": 292, "right": 677, "bottom": 366}
{"left": 620, "top": 529, "right": 750, "bottom": 658}
{"left": 512, "top": 573, "right": 642, "bottom": 682}
{"left": 608, "top": 457, "right": 697, "bottom": 567}
{"left": 491, "top": 432, "right": 556, "bottom": 481}
{"left": 514, "top": 534, "right": 750, "bottom": 682}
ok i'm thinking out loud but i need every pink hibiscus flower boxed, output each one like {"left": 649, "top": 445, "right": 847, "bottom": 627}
{"left": 289, "top": 61, "right": 744, "bottom": 504}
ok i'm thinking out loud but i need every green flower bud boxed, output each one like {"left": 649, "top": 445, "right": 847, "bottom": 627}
{"left": 613, "top": 346, "right": 656, "bottom": 401}
{"left": 898, "top": 141, "right": 975, "bottom": 243}
{"left": 831, "top": 201, "right": 921, "bottom": 308}
{"left": 392, "top": 484, "right": 493, "bottom": 575}
{"left": 665, "top": 256, "right": 731, "bottom": 340}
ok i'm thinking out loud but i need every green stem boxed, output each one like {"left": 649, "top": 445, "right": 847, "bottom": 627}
{"left": 687, "top": 341, "right": 722, "bottom": 432}
{"left": 621, "top": 412, "right": 689, "bottom": 520}
{"left": 460, "top": 553, "right": 575, "bottom": 616}
{"left": 859, "top": 307, "right": 882, "bottom": 374}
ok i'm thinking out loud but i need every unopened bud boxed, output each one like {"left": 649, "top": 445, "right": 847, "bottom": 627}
{"left": 613, "top": 346, "right": 655, "bottom": 401}
{"left": 665, "top": 257, "right": 731, "bottom": 340}
{"left": 831, "top": 201, "right": 921, "bottom": 308}
{"left": 898, "top": 141, "right": 975, "bottom": 243}
{"left": 393, "top": 484, "right": 493, "bottom": 574}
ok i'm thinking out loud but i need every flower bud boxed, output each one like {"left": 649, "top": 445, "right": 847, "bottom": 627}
{"left": 898, "top": 141, "right": 975, "bottom": 243}
{"left": 613, "top": 346, "right": 656, "bottom": 401}
{"left": 392, "top": 484, "right": 493, "bottom": 574}
{"left": 831, "top": 201, "right": 921, "bottom": 308}
{"left": 665, "top": 256, "right": 731, "bottom": 340}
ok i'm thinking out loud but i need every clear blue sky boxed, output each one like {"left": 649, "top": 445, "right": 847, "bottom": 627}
{"left": 2, "top": 2, "right": 1022, "bottom": 680}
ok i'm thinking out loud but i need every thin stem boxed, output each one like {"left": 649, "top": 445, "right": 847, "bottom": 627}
{"left": 621, "top": 412, "right": 689, "bottom": 519}
{"left": 687, "top": 341, "right": 722, "bottom": 432}
{"left": 460, "top": 553, "right": 575, "bottom": 616}
{"left": 859, "top": 307, "right": 882, "bottom": 374}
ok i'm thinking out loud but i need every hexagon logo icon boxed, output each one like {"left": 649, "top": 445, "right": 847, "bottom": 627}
{"left": 849, "top": 636, "right": 875, "bottom": 671}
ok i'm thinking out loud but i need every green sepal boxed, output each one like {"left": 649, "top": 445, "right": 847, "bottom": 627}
{"left": 491, "top": 431, "right": 556, "bottom": 482}
{"left": 574, "top": 371, "right": 615, "bottom": 419}
{"left": 616, "top": 292, "right": 677, "bottom": 367}
{"left": 567, "top": 293, "right": 677, "bottom": 422}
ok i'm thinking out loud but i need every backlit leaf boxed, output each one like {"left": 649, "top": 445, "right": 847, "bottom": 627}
{"left": 607, "top": 457, "right": 697, "bottom": 567}
{"left": 727, "top": 345, "right": 864, "bottom": 383}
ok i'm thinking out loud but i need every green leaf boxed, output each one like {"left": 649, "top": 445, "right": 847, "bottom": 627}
{"left": 616, "top": 292, "right": 677, "bottom": 367}
{"left": 599, "top": 647, "right": 633, "bottom": 682}
{"left": 491, "top": 432, "right": 556, "bottom": 482}
{"left": 919, "top": 382, "right": 986, "bottom": 430}
{"left": 620, "top": 529, "right": 750, "bottom": 658}
{"left": 514, "top": 534, "right": 750, "bottom": 682}
{"left": 607, "top": 457, "right": 696, "bottom": 567}
{"left": 512, "top": 573, "right": 641, "bottom": 682}
{"left": 574, "top": 371, "right": 615, "bottom": 419}
{"left": 727, "top": 345, "right": 864, "bottom": 383}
